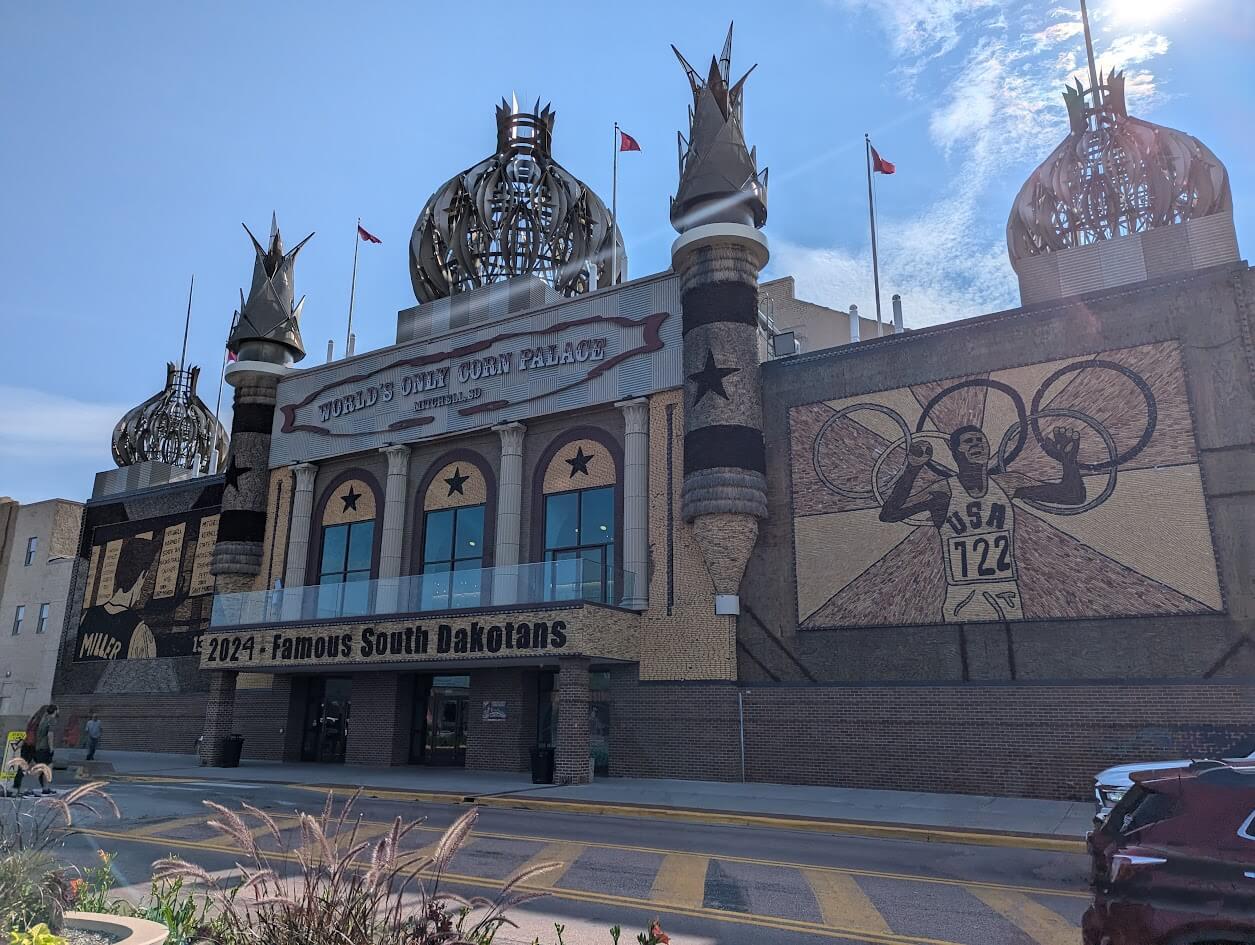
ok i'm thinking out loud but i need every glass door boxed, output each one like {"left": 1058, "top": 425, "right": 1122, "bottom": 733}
{"left": 301, "top": 676, "right": 352, "bottom": 763}
{"left": 424, "top": 675, "right": 470, "bottom": 766}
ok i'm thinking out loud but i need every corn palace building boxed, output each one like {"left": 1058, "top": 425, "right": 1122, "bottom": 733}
{"left": 53, "top": 29, "right": 1253, "bottom": 797}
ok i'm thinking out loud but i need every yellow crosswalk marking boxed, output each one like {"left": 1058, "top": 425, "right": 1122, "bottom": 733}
{"left": 649, "top": 853, "right": 709, "bottom": 909}
{"left": 970, "top": 887, "right": 1078, "bottom": 945}
{"left": 803, "top": 868, "right": 894, "bottom": 935}
{"left": 515, "top": 841, "right": 584, "bottom": 889}
{"left": 122, "top": 815, "right": 209, "bottom": 838}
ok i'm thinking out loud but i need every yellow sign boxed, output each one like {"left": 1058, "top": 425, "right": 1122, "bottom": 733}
{"left": 2, "top": 730, "right": 25, "bottom": 783}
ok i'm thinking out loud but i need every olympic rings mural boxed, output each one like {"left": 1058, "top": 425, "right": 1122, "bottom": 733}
{"left": 790, "top": 342, "right": 1222, "bottom": 629}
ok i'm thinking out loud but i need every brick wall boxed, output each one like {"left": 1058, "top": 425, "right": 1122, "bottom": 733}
{"left": 465, "top": 668, "right": 537, "bottom": 772}
{"left": 739, "top": 682, "right": 1253, "bottom": 800}
{"left": 55, "top": 692, "right": 208, "bottom": 754}
{"left": 607, "top": 665, "right": 742, "bottom": 781}
{"left": 236, "top": 675, "right": 305, "bottom": 762}
{"left": 346, "top": 672, "right": 411, "bottom": 766}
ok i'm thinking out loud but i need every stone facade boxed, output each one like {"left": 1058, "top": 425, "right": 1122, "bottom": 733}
{"left": 0, "top": 499, "right": 83, "bottom": 731}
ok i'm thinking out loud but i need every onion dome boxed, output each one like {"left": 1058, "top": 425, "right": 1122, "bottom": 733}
{"left": 1008, "top": 69, "right": 1232, "bottom": 264}
{"left": 409, "top": 100, "right": 625, "bottom": 304}
{"left": 227, "top": 215, "right": 312, "bottom": 366}
{"left": 671, "top": 25, "right": 768, "bottom": 233}
{"left": 111, "top": 362, "right": 228, "bottom": 474}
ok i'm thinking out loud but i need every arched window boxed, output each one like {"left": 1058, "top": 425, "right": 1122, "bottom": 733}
{"left": 534, "top": 432, "right": 621, "bottom": 604}
{"left": 414, "top": 452, "right": 495, "bottom": 612}
{"left": 312, "top": 472, "right": 381, "bottom": 618}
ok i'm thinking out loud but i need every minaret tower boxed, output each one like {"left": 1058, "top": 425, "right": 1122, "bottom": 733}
{"left": 670, "top": 26, "right": 770, "bottom": 615}
{"left": 200, "top": 216, "right": 311, "bottom": 765}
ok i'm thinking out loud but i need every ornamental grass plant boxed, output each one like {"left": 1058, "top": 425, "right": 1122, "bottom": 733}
{"left": 152, "top": 792, "right": 559, "bottom": 945}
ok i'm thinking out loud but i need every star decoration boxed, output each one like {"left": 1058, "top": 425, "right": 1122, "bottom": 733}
{"left": 341, "top": 486, "right": 362, "bottom": 512}
{"left": 444, "top": 466, "right": 470, "bottom": 496}
{"left": 223, "top": 454, "right": 252, "bottom": 492}
{"left": 688, "top": 350, "right": 739, "bottom": 405}
{"left": 565, "top": 446, "right": 594, "bottom": 478}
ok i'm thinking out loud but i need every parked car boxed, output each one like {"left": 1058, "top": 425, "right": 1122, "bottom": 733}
{"left": 1083, "top": 760, "right": 1255, "bottom": 945}
{"left": 1093, "top": 740, "right": 1255, "bottom": 824}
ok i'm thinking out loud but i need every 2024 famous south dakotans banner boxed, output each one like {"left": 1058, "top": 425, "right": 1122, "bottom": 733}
{"left": 74, "top": 510, "right": 220, "bottom": 661}
{"left": 790, "top": 341, "right": 1223, "bottom": 628}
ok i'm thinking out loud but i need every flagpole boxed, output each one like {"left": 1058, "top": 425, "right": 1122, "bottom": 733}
{"left": 212, "top": 344, "right": 228, "bottom": 473}
{"left": 865, "top": 133, "right": 884, "bottom": 336}
{"left": 346, "top": 217, "right": 361, "bottom": 356}
{"left": 611, "top": 122, "right": 619, "bottom": 287}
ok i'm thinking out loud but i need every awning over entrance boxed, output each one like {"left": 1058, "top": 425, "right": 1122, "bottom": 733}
{"left": 198, "top": 600, "right": 640, "bottom": 673}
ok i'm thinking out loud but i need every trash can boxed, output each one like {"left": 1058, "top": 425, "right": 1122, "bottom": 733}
{"left": 221, "top": 734, "right": 245, "bottom": 768}
{"left": 530, "top": 746, "right": 555, "bottom": 784}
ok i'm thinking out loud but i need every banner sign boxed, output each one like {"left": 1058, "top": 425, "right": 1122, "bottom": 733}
{"left": 199, "top": 604, "right": 640, "bottom": 671}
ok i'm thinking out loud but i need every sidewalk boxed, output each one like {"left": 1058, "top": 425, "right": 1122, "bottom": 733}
{"left": 56, "top": 748, "right": 1094, "bottom": 845}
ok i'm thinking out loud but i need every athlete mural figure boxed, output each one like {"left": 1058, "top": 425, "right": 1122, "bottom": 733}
{"left": 879, "top": 425, "right": 1085, "bottom": 622}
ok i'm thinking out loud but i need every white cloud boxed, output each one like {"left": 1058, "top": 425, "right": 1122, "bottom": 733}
{"left": 0, "top": 385, "right": 126, "bottom": 503}
{"left": 784, "top": 1, "right": 1176, "bottom": 328}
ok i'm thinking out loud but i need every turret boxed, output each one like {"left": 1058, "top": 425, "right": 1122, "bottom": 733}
{"left": 670, "top": 25, "right": 769, "bottom": 615}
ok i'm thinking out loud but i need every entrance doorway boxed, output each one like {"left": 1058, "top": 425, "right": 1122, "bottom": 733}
{"left": 301, "top": 676, "right": 351, "bottom": 763}
{"left": 410, "top": 675, "right": 469, "bottom": 766}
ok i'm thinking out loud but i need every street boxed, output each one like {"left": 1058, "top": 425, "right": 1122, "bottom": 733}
{"left": 55, "top": 776, "right": 1091, "bottom": 945}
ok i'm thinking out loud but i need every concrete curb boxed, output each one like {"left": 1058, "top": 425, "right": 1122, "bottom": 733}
{"left": 102, "top": 772, "right": 1086, "bottom": 854}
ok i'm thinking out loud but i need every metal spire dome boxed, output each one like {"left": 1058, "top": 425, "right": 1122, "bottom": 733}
{"left": 1007, "top": 0, "right": 1231, "bottom": 264}
{"left": 409, "top": 100, "right": 626, "bottom": 304}
{"left": 111, "top": 362, "right": 228, "bottom": 474}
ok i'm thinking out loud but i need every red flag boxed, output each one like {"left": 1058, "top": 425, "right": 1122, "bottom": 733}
{"left": 226, "top": 348, "right": 237, "bottom": 363}
{"left": 357, "top": 224, "right": 382, "bottom": 243}
{"left": 618, "top": 129, "right": 641, "bottom": 152}
{"left": 871, "top": 146, "right": 896, "bottom": 175}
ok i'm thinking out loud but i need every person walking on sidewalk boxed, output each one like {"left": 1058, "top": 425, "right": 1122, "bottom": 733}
{"left": 85, "top": 713, "right": 103, "bottom": 761}
{"left": 10, "top": 705, "right": 49, "bottom": 795}
{"left": 34, "top": 704, "right": 59, "bottom": 794}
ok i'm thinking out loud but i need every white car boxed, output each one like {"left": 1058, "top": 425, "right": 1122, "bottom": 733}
{"left": 1092, "top": 741, "right": 1255, "bottom": 824}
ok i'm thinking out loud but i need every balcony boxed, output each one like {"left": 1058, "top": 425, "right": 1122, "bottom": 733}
{"left": 210, "top": 560, "right": 640, "bottom": 629}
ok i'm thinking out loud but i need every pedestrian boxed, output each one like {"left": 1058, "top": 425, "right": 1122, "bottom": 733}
{"left": 11, "top": 705, "right": 47, "bottom": 796}
{"left": 85, "top": 712, "right": 103, "bottom": 761}
{"left": 34, "top": 704, "right": 59, "bottom": 794}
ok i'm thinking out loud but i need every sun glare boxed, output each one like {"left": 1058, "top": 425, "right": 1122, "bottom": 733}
{"left": 1104, "top": 0, "right": 1189, "bottom": 24}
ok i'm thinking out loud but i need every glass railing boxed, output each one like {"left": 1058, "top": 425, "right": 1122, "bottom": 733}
{"left": 209, "top": 560, "right": 639, "bottom": 628}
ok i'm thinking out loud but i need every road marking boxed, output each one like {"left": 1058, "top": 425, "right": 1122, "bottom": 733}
{"left": 77, "top": 826, "right": 974, "bottom": 945}
{"left": 120, "top": 815, "right": 209, "bottom": 838}
{"left": 803, "top": 868, "right": 894, "bottom": 935}
{"left": 102, "top": 813, "right": 1088, "bottom": 901}
{"left": 515, "top": 841, "right": 584, "bottom": 888}
{"left": 969, "top": 887, "right": 1079, "bottom": 945}
{"left": 649, "top": 853, "right": 709, "bottom": 908}
{"left": 102, "top": 774, "right": 1085, "bottom": 853}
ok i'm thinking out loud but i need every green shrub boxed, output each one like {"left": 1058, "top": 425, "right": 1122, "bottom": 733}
{"left": 8, "top": 922, "right": 67, "bottom": 945}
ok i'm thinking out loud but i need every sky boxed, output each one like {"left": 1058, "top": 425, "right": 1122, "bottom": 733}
{"left": 1, "top": 0, "right": 1252, "bottom": 504}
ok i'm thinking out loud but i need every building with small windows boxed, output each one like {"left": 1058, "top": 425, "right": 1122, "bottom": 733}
{"left": 0, "top": 497, "right": 83, "bottom": 733}
{"left": 51, "top": 26, "right": 1253, "bottom": 798}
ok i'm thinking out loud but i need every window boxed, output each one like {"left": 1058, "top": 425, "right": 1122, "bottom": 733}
{"left": 11, "top": 605, "right": 24, "bottom": 635}
{"left": 24, "top": 537, "right": 37, "bottom": 566}
{"left": 317, "top": 521, "right": 375, "bottom": 617}
{"left": 36, "top": 603, "right": 50, "bottom": 634}
{"left": 544, "top": 486, "right": 615, "bottom": 602}
{"left": 420, "top": 505, "right": 485, "bottom": 610}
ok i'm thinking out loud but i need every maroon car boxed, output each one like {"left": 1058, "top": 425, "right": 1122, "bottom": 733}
{"left": 1084, "top": 760, "right": 1255, "bottom": 945}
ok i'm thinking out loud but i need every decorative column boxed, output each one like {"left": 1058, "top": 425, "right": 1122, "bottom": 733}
{"left": 492, "top": 422, "right": 526, "bottom": 605}
{"left": 554, "top": 656, "right": 591, "bottom": 785}
{"left": 281, "top": 462, "right": 318, "bottom": 618}
{"left": 616, "top": 398, "right": 649, "bottom": 609}
{"left": 204, "top": 216, "right": 313, "bottom": 765}
{"left": 199, "top": 669, "right": 239, "bottom": 765}
{"left": 376, "top": 445, "right": 411, "bottom": 614}
{"left": 670, "top": 29, "right": 770, "bottom": 616}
